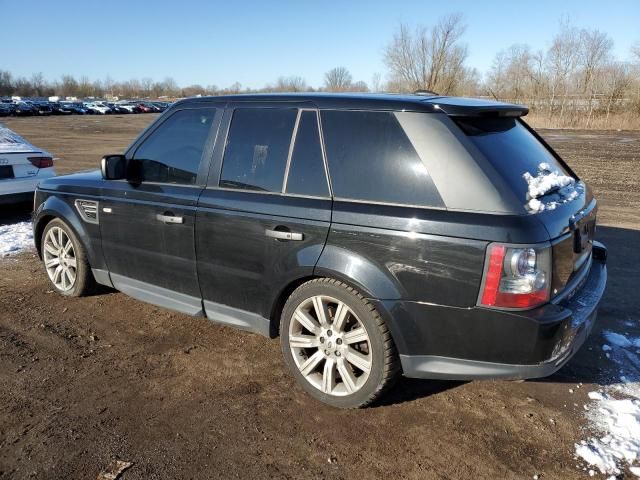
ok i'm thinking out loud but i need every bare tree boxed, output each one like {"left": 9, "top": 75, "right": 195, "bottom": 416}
{"left": 324, "top": 67, "right": 352, "bottom": 91}
{"left": 351, "top": 80, "right": 369, "bottom": 92}
{"left": 632, "top": 42, "right": 640, "bottom": 62}
{"left": 60, "top": 75, "right": 79, "bottom": 98}
{"left": 601, "top": 62, "right": 633, "bottom": 125}
{"left": 269, "top": 76, "right": 309, "bottom": 92}
{"left": 577, "top": 29, "right": 613, "bottom": 126}
{"left": 181, "top": 84, "right": 206, "bottom": 97}
{"left": 370, "top": 72, "right": 382, "bottom": 92}
{"left": 487, "top": 44, "right": 535, "bottom": 103}
{"left": 384, "top": 14, "right": 469, "bottom": 94}
{"left": 545, "top": 21, "right": 581, "bottom": 120}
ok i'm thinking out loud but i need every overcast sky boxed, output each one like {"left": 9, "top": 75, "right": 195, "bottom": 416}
{"left": 2, "top": 0, "right": 639, "bottom": 88}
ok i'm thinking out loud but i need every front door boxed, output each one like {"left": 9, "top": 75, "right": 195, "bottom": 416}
{"left": 100, "top": 106, "right": 221, "bottom": 314}
{"left": 196, "top": 106, "right": 332, "bottom": 332}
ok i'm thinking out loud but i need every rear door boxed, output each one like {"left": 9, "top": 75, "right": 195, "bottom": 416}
{"left": 100, "top": 105, "right": 222, "bottom": 314}
{"left": 196, "top": 104, "right": 332, "bottom": 332}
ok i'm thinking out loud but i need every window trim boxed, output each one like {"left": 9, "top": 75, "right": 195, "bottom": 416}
{"left": 283, "top": 108, "right": 332, "bottom": 197}
{"left": 126, "top": 105, "right": 221, "bottom": 187}
{"left": 215, "top": 106, "right": 332, "bottom": 199}
{"left": 318, "top": 108, "right": 445, "bottom": 209}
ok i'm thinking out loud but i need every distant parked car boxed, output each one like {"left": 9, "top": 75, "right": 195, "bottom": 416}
{"left": 61, "top": 103, "right": 89, "bottom": 115}
{"left": 84, "top": 103, "right": 111, "bottom": 115}
{"left": 119, "top": 103, "right": 142, "bottom": 114}
{"left": 0, "top": 103, "right": 16, "bottom": 117}
{"left": 14, "top": 102, "right": 36, "bottom": 116}
{"left": 138, "top": 102, "right": 162, "bottom": 113}
{"left": 32, "top": 102, "right": 52, "bottom": 116}
{"left": 50, "top": 103, "right": 73, "bottom": 115}
{"left": 0, "top": 123, "right": 55, "bottom": 204}
{"left": 152, "top": 102, "right": 170, "bottom": 111}
{"left": 106, "top": 103, "right": 130, "bottom": 114}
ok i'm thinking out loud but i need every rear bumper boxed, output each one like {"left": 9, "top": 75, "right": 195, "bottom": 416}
{"left": 378, "top": 242, "right": 607, "bottom": 380}
{"left": 0, "top": 170, "right": 55, "bottom": 197}
{"left": 0, "top": 191, "right": 33, "bottom": 205}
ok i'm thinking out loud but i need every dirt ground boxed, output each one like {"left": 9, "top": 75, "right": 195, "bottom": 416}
{"left": 0, "top": 115, "right": 639, "bottom": 480}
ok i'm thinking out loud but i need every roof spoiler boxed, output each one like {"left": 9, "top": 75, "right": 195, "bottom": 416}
{"left": 423, "top": 97, "right": 529, "bottom": 117}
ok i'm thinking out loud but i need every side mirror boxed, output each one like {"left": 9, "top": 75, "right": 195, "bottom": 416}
{"left": 101, "top": 154, "right": 127, "bottom": 180}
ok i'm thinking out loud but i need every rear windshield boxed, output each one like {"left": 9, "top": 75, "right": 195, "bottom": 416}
{"left": 454, "top": 117, "right": 573, "bottom": 198}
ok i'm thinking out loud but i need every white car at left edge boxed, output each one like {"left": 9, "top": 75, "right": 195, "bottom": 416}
{"left": 0, "top": 123, "right": 56, "bottom": 205}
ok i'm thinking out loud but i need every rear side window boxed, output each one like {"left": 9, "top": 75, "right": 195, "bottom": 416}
{"left": 454, "top": 117, "right": 573, "bottom": 198}
{"left": 220, "top": 108, "right": 297, "bottom": 192}
{"left": 285, "top": 111, "right": 329, "bottom": 197}
{"left": 131, "top": 108, "right": 216, "bottom": 185}
{"left": 321, "top": 110, "right": 441, "bottom": 207}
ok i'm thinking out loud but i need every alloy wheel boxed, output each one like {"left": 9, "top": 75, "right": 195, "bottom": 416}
{"left": 288, "top": 295, "right": 373, "bottom": 396}
{"left": 43, "top": 226, "right": 77, "bottom": 292}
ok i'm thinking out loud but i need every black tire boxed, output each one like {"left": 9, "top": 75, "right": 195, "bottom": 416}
{"left": 41, "top": 218, "right": 95, "bottom": 297}
{"left": 280, "top": 278, "right": 400, "bottom": 408}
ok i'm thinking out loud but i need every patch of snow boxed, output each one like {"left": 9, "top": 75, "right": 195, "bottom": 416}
{"left": 0, "top": 221, "right": 34, "bottom": 256}
{"left": 575, "top": 329, "right": 640, "bottom": 477}
{"left": 523, "top": 163, "right": 581, "bottom": 213}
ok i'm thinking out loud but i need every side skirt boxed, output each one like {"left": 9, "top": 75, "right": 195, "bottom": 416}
{"left": 104, "top": 272, "right": 271, "bottom": 337}
{"left": 203, "top": 300, "right": 271, "bottom": 337}
{"left": 110, "top": 273, "right": 204, "bottom": 317}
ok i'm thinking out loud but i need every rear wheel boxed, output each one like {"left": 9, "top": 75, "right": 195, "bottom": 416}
{"left": 41, "top": 219, "right": 94, "bottom": 297}
{"left": 280, "top": 278, "right": 400, "bottom": 408}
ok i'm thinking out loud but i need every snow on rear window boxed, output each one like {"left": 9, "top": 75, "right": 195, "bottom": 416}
{"left": 522, "top": 162, "right": 582, "bottom": 213}
{"left": 454, "top": 117, "right": 578, "bottom": 213}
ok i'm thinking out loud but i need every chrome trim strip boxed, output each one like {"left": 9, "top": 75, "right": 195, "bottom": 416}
{"left": 282, "top": 109, "right": 302, "bottom": 193}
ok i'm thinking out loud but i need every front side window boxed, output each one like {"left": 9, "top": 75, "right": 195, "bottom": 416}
{"left": 220, "top": 108, "right": 297, "bottom": 192}
{"left": 321, "top": 110, "right": 441, "bottom": 207}
{"left": 285, "top": 111, "right": 329, "bottom": 197}
{"left": 131, "top": 108, "right": 216, "bottom": 185}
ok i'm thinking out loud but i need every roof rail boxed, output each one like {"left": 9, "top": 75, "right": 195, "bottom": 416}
{"left": 413, "top": 89, "right": 438, "bottom": 96}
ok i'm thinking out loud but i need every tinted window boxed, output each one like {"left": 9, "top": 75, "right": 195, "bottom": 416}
{"left": 454, "top": 117, "right": 573, "bottom": 199}
{"left": 321, "top": 110, "right": 440, "bottom": 206}
{"left": 131, "top": 108, "right": 216, "bottom": 184}
{"left": 286, "top": 111, "right": 329, "bottom": 197}
{"left": 220, "top": 108, "right": 297, "bottom": 192}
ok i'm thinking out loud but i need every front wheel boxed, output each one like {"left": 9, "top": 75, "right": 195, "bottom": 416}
{"left": 41, "top": 218, "right": 95, "bottom": 297}
{"left": 280, "top": 278, "right": 400, "bottom": 408}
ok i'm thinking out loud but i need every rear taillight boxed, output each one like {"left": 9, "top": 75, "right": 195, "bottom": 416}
{"left": 479, "top": 243, "right": 551, "bottom": 309}
{"left": 28, "top": 156, "right": 54, "bottom": 168}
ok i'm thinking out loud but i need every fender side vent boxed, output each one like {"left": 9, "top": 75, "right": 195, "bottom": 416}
{"left": 75, "top": 199, "right": 99, "bottom": 224}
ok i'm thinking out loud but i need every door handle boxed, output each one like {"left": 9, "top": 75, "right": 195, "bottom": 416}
{"left": 265, "top": 228, "right": 304, "bottom": 241}
{"left": 156, "top": 213, "right": 184, "bottom": 224}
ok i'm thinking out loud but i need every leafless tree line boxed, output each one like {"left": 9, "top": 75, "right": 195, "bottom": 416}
{"left": 2, "top": 14, "right": 639, "bottom": 128}
{"left": 484, "top": 21, "right": 640, "bottom": 128}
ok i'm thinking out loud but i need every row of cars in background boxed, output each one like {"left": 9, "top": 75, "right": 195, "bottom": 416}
{"left": 0, "top": 99, "right": 171, "bottom": 117}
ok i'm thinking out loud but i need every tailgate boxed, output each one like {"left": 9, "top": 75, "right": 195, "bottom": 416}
{"left": 551, "top": 199, "right": 597, "bottom": 297}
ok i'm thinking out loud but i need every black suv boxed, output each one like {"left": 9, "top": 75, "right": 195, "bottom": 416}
{"left": 33, "top": 93, "right": 607, "bottom": 408}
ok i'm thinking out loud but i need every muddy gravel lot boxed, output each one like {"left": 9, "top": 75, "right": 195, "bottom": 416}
{"left": 1, "top": 115, "right": 639, "bottom": 480}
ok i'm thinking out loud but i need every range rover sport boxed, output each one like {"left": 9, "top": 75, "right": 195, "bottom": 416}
{"left": 32, "top": 93, "right": 607, "bottom": 408}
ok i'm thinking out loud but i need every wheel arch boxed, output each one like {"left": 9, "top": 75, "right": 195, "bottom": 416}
{"left": 33, "top": 195, "right": 105, "bottom": 270}
{"left": 267, "top": 268, "right": 406, "bottom": 355}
